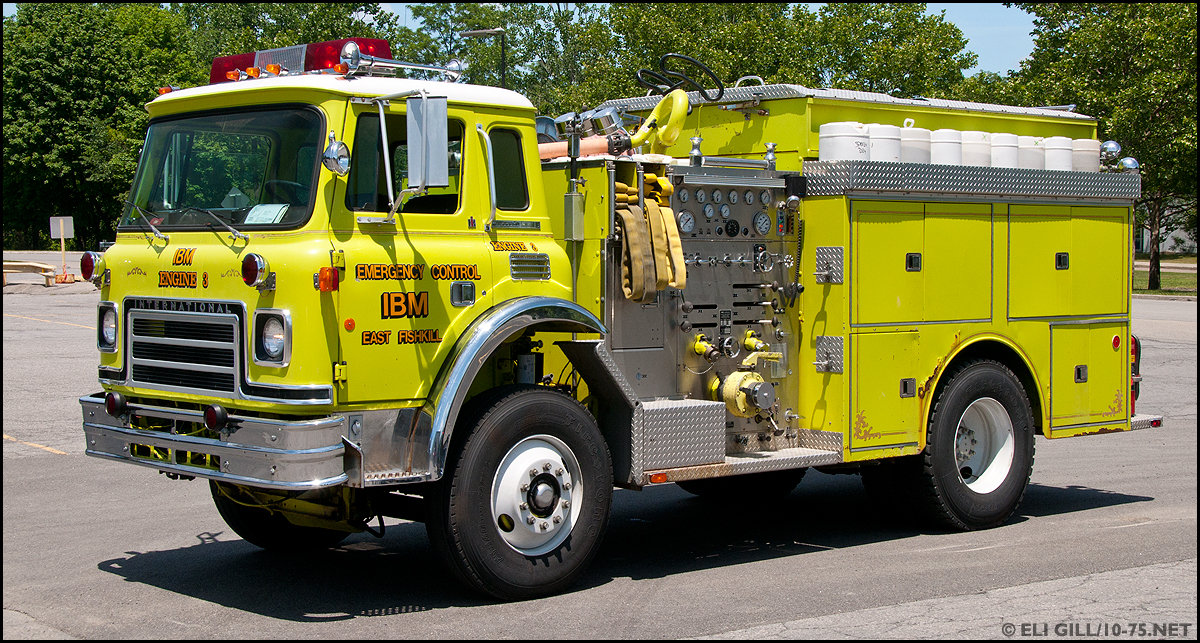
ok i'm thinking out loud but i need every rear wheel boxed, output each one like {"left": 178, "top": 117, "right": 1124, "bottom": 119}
{"left": 425, "top": 387, "right": 612, "bottom": 600}
{"left": 911, "top": 360, "right": 1035, "bottom": 530}
{"left": 209, "top": 481, "right": 349, "bottom": 551}
{"left": 676, "top": 468, "right": 807, "bottom": 501}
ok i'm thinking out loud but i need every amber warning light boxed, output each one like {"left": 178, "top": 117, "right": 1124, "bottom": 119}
{"left": 209, "top": 38, "right": 391, "bottom": 85}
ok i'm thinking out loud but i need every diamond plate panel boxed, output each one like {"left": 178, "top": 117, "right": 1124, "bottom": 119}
{"left": 803, "top": 161, "right": 1140, "bottom": 202}
{"left": 642, "top": 399, "right": 726, "bottom": 470}
{"left": 814, "top": 246, "right": 844, "bottom": 284}
{"left": 814, "top": 336, "right": 844, "bottom": 373}
{"left": 599, "top": 85, "right": 1094, "bottom": 121}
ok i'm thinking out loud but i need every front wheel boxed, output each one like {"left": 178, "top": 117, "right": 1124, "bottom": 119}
{"left": 914, "top": 360, "right": 1035, "bottom": 530}
{"left": 425, "top": 387, "right": 613, "bottom": 600}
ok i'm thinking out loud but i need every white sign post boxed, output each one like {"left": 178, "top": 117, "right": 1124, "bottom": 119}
{"left": 49, "top": 216, "right": 75, "bottom": 283}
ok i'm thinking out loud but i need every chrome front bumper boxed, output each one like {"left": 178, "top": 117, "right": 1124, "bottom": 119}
{"left": 80, "top": 393, "right": 349, "bottom": 490}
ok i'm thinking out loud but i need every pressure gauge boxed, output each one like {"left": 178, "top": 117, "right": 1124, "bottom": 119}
{"left": 720, "top": 204, "right": 732, "bottom": 219}
{"left": 753, "top": 211, "right": 772, "bottom": 235}
{"left": 711, "top": 189, "right": 723, "bottom": 204}
{"left": 677, "top": 210, "right": 696, "bottom": 234}
{"left": 760, "top": 190, "right": 772, "bottom": 207}
{"left": 695, "top": 189, "right": 706, "bottom": 204}
{"left": 724, "top": 219, "right": 740, "bottom": 237}
{"left": 744, "top": 190, "right": 756, "bottom": 205}
{"left": 728, "top": 190, "right": 739, "bottom": 205}
{"left": 703, "top": 203, "right": 716, "bottom": 220}
{"left": 678, "top": 188, "right": 689, "bottom": 204}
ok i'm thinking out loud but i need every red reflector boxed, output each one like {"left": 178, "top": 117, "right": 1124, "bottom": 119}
{"left": 318, "top": 266, "right": 339, "bottom": 292}
{"left": 649, "top": 473, "right": 668, "bottom": 484}
{"left": 1112, "top": 335, "right": 1121, "bottom": 350}
{"left": 1151, "top": 418, "right": 1162, "bottom": 427}
{"left": 344, "top": 318, "right": 355, "bottom": 331}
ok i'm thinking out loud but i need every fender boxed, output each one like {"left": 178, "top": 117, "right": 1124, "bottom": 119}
{"left": 421, "top": 296, "right": 606, "bottom": 479}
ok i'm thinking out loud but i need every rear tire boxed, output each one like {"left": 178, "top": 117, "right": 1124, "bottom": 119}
{"left": 209, "top": 481, "right": 349, "bottom": 551}
{"left": 425, "top": 387, "right": 612, "bottom": 600}
{"left": 910, "top": 360, "right": 1035, "bottom": 530}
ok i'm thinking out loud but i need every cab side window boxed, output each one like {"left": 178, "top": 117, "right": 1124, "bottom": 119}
{"left": 345, "top": 113, "right": 463, "bottom": 214}
{"left": 489, "top": 128, "right": 529, "bottom": 210}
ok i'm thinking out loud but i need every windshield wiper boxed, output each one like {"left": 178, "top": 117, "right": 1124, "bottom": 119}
{"left": 182, "top": 207, "right": 249, "bottom": 242}
{"left": 123, "top": 200, "right": 169, "bottom": 242}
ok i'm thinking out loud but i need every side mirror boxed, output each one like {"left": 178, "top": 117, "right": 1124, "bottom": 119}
{"left": 322, "top": 131, "right": 351, "bottom": 176}
{"left": 407, "top": 95, "right": 449, "bottom": 189}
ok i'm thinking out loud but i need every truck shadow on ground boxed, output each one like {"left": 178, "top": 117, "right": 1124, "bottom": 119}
{"left": 95, "top": 472, "right": 1151, "bottom": 620}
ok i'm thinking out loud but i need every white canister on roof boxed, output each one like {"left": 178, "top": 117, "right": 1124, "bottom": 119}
{"left": 1018, "top": 136, "right": 1045, "bottom": 169}
{"left": 1044, "top": 136, "right": 1074, "bottom": 170}
{"left": 1072, "top": 138, "right": 1101, "bottom": 172}
{"left": 961, "top": 130, "right": 992, "bottom": 167}
{"left": 818, "top": 122, "right": 868, "bottom": 161}
{"left": 866, "top": 123, "right": 901, "bottom": 162}
{"left": 990, "top": 133, "right": 1019, "bottom": 168}
{"left": 930, "top": 129, "right": 962, "bottom": 165}
{"left": 900, "top": 118, "right": 931, "bottom": 164}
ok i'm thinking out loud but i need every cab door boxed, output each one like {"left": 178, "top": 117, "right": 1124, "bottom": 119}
{"left": 329, "top": 99, "right": 492, "bottom": 404}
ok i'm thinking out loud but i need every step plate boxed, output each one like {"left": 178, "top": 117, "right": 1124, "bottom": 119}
{"left": 647, "top": 445, "right": 842, "bottom": 482}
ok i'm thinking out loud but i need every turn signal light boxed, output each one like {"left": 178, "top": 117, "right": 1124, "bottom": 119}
{"left": 649, "top": 473, "right": 668, "bottom": 484}
{"left": 318, "top": 266, "right": 339, "bottom": 292}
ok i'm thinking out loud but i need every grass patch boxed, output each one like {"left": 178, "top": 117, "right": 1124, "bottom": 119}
{"left": 1133, "top": 270, "right": 1197, "bottom": 295}
{"left": 1135, "top": 252, "right": 1196, "bottom": 264}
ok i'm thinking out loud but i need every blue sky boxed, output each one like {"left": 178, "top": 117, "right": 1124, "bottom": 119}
{"left": 3, "top": 3, "right": 1036, "bottom": 76}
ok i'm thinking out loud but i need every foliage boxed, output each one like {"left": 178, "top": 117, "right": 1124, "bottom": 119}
{"left": 999, "top": 3, "right": 1197, "bottom": 288}
{"left": 3, "top": 4, "right": 203, "bottom": 251}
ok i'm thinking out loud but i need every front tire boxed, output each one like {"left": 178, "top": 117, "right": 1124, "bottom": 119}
{"left": 913, "top": 360, "right": 1035, "bottom": 530}
{"left": 425, "top": 387, "right": 613, "bottom": 600}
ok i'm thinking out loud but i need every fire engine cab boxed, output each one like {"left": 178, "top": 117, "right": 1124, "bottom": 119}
{"left": 80, "top": 39, "right": 1163, "bottom": 600}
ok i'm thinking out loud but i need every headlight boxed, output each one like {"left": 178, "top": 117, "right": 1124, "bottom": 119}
{"left": 253, "top": 310, "right": 290, "bottom": 366}
{"left": 98, "top": 305, "right": 118, "bottom": 351}
{"left": 262, "top": 317, "right": 285, "bottom": 359}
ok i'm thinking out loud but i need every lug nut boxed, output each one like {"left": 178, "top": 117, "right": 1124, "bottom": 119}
{"left": 552, "top": 516, "right": 561, "bottom": 524}
{"left": 543, "top": 462, "right": 552, "bottom": 471}
{"left": 519, "top": 502, "right": 528, "bottom": 510}
{"left": 563, "top": 482, "right": 572, "bottom": 490}
{"left": 530, "top": 469, "right": 538, "bottom": 478}
{"left": 562, "top": 500, "right": 570, "bottom": 509}
{"left": 527, "top": 516, "right": 536, "bottom": 525}
{"left": 556, "top": 468, "right": 564, "bottom": 476}
{"left": 539, "top": 522, "right": 549, "bottom": 531}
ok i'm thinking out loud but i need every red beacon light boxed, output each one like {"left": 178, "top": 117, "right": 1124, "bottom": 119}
{"left": 209, "top": 38, "right": 391, "bottom": 85}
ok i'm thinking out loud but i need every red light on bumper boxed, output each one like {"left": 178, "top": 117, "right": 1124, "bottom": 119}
{"left": 104, "top": 391, "right": 127, "bottom": 418}
{"left": 204, "top": 405, "right": 228, "bottom": 432}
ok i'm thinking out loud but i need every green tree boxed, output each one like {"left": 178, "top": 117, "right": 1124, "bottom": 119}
{"left": 1004, "top": 3, "right": 1197, "bottom": 288}
{"left": 171, "top": 3, "right": 400, "bottom": 63}
{"left": 813, "top": 3, "right": 976, "bottom": 98}
{"left": 3, "top": 3, "right": 202, "bottom": 251}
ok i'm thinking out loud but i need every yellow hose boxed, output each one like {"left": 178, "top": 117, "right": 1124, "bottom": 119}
{"left": 629, "top": 89, "right": 688, "bottom": 154}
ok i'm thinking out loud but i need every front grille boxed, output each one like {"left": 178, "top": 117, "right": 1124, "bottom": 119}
{"left": 128, "top": 306, "right": 241, "bottom": 394}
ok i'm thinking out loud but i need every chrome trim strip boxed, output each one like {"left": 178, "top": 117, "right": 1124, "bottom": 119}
{"left": 423, "top": 297, "right": 606, "bottom": 479}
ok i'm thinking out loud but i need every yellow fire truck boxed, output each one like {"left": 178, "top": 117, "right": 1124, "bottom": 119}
{"left": 80, "top": 40, "right": 1162, "bottom": 600}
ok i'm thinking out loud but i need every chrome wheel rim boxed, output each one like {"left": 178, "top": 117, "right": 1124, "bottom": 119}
{"left": 491, "top": 434, "right": 581, "bottom": 556}
{"left": 954, "top": 397, "right": 1015, "bottom": 494}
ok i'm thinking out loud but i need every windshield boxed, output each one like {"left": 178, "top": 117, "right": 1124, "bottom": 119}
{"left": 121, "top": 107, "right": 323, "bottom": 230}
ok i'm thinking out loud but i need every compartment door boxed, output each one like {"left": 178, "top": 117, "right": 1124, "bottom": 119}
{"left": 853, "top": 201, "right": 924, "bottom": 325}
{"left": 924, "top": 202, "right": 992, "bottom": 322}
{"left": 851, "top": 331, "right": 920, "bottom": 451}
{"left": 1049, "top": 321, "right": 1130, "bottom": 431}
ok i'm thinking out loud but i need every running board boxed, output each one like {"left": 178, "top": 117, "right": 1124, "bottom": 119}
{"left": 646, "top": 445, "right": 842, "bottom": 483}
